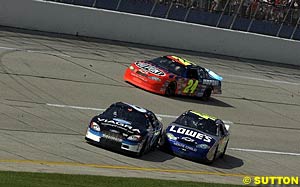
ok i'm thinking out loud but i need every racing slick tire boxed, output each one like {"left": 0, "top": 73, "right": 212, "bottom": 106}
{"left": 165, "top": 82, "right": 176, "bottom": 96}
{"left": 220, "top": 141, "right": 228, "bottom": 158}
{"left": 202, "top": 88, "right": 212, "bottom": 101}
{"left": 137, "top": 139, "right": 148, "bottom": 157}
{"left": 205, "top": 145, "right": 218, "bottom": 165}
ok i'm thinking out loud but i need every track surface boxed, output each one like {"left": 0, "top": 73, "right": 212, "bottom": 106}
{"left": 0, "top": 28, "right": 299, "bottom": 185}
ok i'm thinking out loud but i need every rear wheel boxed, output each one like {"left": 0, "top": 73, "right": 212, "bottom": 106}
{"left": 202, "top": 88, "right": 212, "bottom": 101}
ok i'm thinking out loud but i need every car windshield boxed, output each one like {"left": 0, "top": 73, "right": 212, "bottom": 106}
{"left": 148, "top": 57, "right": 185, "bottom": 75}
{"left": 175, "top": 112, "right": 218, "bottom": 136}
{"left": 101, "top": 105, "right": 148, "bottom": 127}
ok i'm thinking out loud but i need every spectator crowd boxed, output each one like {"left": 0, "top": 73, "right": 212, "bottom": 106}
{"left": 158, "top": 0, "right": 300, "bottom": 25}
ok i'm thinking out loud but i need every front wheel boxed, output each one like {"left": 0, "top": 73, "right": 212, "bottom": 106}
{"left": 220, "top": 141, "right": 228, "bottom": 158}
{"left": 202, "top": 88, "right": 212, "bottom": 101}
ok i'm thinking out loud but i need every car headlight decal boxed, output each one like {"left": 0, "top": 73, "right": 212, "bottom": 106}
{"left": 90, "top": 122, "right": 100, "bottom": 132}
{"left": 196, "top": 144, "right": 211, "bottom": 149}
{"left": 166, "top": 133, "right": 177, "bottom": 141}
{"left": 127, "top": 135, "right": 142, "bottom": 141}
{"left": 129, "top": 65, "right": 135, "bottom": 71}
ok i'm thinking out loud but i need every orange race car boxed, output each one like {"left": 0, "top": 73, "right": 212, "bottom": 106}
{"left": 124, "top": 55, "right": 222, "bottom": 100}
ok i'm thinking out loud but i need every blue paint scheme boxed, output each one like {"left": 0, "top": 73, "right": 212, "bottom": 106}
{"left": 165, "top": 125, "right": 217, "bottom": 160}
{"left": 89, "top": 128, "right": 103, "bottom": 137}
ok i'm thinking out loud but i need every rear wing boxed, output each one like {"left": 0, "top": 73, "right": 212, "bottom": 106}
{"left": 223, "top": 120, "right": 233, "bottom": 132}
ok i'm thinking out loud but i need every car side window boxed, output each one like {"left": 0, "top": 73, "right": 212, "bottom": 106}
{"left": 186, "top": 69, "right": 199, "bottom": 79}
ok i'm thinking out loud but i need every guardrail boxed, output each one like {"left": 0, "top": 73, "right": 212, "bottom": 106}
{"left": 0, "top": 0, "right": 300, "bottom": 66}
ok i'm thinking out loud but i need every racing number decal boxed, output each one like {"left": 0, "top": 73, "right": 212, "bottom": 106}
{"left": 183, "top": 80, "right": 199, "bottom": 94}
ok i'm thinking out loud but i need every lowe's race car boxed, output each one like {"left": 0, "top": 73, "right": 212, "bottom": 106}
{"left": 124, "top": 55, "right": 222, "bottom": 100}
{"left": 85, "top": 102, "right": 163, "bottom": 156}
{"left": 160, "top": 110, "right": 230, "bottom": 163}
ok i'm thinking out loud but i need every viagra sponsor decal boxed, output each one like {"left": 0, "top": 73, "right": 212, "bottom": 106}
{"left": 169, "top": 126, "right": 212, "bottom": 143}
{"left": 135, "top": 62, "right": 165, "bottom": 76}
{"left": 98, "top": 118, "right": 141, "bottom": 134}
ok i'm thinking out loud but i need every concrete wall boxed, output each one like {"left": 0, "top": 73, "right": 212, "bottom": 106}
{"left": 1, "top": 0, "right": 300, "bottom": 65}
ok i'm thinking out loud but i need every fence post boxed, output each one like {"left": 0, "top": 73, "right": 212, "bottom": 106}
{"left": 165, "top": 2, "right": 173, "bottom": 19}
{"left": 276, "top": 0, "right": 295, "bottom": 37}
{"left": 116, "top": 0, "right": 122, "bottom": 10}
{"left": 229, "top": 0, "right": 245, "bottom": 29}
{"left": 150, "top": 0, "right": 158, "bottom": 16}
{"left": 290, "top": 15, "right": 300, "bottom": 39}
{"left": 216, "top": 0, "right": 231, "bottom": 27}
{"left": 247, "top": 1, "right": 261, "bottom": 32}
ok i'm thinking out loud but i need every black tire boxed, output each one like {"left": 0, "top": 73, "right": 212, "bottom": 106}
{"left": 137, "top": 139, "right": 148, "bottom": 157}
{"left": 220, "top": 141, "right": 228, "bottom": 158}
{"left": 165, "top": 82, "right": 176, "bottom": 96}
{"left": 202, "top": 88, "right": 212, "bottom": 101}
{"left": 205, "top": 145, "right": 218, "bottom": 165}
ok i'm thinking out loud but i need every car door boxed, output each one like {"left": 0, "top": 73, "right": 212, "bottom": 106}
{"left": 181, "top": 68, "right": 200, "bottom": 96}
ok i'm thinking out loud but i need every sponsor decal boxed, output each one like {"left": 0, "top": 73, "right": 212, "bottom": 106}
{"left": 203, "top": 79, "right": 219, "bottom": 86}
{"left": 135, "top": 62, "right": 165, "bottom": 76}
{"left": 169, "top": 126, "right": 212, "bottom": 143}
{"left": 98, "top": 118, "right": 141, "bottom": 134}
{"left": 103, "top": 134, "right": 122, "bottom": 142}
{"left": 181, "top": 137, "right": 195, "bottom": 142}
{"left": 173, "top": 141, "right": 197, "bottom": 152}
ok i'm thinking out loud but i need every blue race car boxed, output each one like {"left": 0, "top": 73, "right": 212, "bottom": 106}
{"left": 85, "top": 102, "right": 163, "bottom": 157}
{"left": 159, "top": 110, "right": 230, "bottom": 164}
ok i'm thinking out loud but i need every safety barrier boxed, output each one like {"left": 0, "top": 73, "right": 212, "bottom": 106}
{"left": 0, "top": 0, "right": 299, "bottom": 65}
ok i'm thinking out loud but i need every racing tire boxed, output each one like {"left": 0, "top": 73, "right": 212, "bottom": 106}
{"left": 165, "top": 82, "right": 176, "bottom": 97}
{"left": 136, "top": 139, "right": 148, "bottom": 157}
{"left": 220, "top": 141, "right": 228, "bottom": 158}
{"left": 205, "top": 145, "right": 218, "bottom": 165}
{"left": 202, "top": 88, "right": 212, "bottom": 101}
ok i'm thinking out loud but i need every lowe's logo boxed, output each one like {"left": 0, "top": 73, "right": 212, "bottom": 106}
{"left": 169, "top": 126, "right": 212, "bottom": 143}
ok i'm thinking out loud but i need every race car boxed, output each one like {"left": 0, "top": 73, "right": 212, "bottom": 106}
{"left": 124, "top": 55, "right": 222, "bottom": 100}
{"left": 159, "top": 110, "right": 230, "bottom": 164}
{"left": 85, "top": 102, "right": 163, "bottom": 156}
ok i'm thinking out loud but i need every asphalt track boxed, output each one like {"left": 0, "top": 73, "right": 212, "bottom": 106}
{"left": 0, "top": 27, "right": 299, "bottom": 185}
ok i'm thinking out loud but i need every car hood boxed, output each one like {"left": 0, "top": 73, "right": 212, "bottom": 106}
{"left": 134, "top": 61, "right": 167, "bottom": 77}
{"left": 166, "top": 123, "right": 218, "bottom": 146}
{"left": 92, "top": 116, "right": 147, "bottom": 135}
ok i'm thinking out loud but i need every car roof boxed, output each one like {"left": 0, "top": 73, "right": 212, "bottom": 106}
{"left": 165, "top": 55, "right": 197, "bottom": 67}
{"left": 113, "top": 102, "right": 149, "bottom": 114}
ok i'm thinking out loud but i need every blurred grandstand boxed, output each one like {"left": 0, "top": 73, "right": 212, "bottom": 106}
{"left": 48, "top": 0, "right": 300, "bottom": 40}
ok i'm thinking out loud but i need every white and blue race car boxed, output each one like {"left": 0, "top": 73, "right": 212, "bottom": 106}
{"left": 85, "top": 102, "right": 163, "bottom": 156}
{"left": 159, "top": 110, "right": 230, "bottom": 164}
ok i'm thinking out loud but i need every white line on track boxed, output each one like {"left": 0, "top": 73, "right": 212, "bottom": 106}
{"left": 0, "top": 46, "right": 71, "bottom": 57}
{"left": 229, "top": 148, "right": 300, "bottom": 156}
{"left": 45, "top": 103, "right": 233, "bottom": 124}
{"left": 223, "top": 74, "right": 300, "bottom": 85}
{"left": 46, "top": 103, "right": 300, "bottom": 157}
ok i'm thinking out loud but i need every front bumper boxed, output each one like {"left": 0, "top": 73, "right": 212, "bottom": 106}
{"left": 124, "top": 68, "right": 165, "bottom": 95}
{"left": 166, "top": 138, "right": 209, "bottom": 161}
{"left": 85, "top": 128, "right": 144, "bottom": 153}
